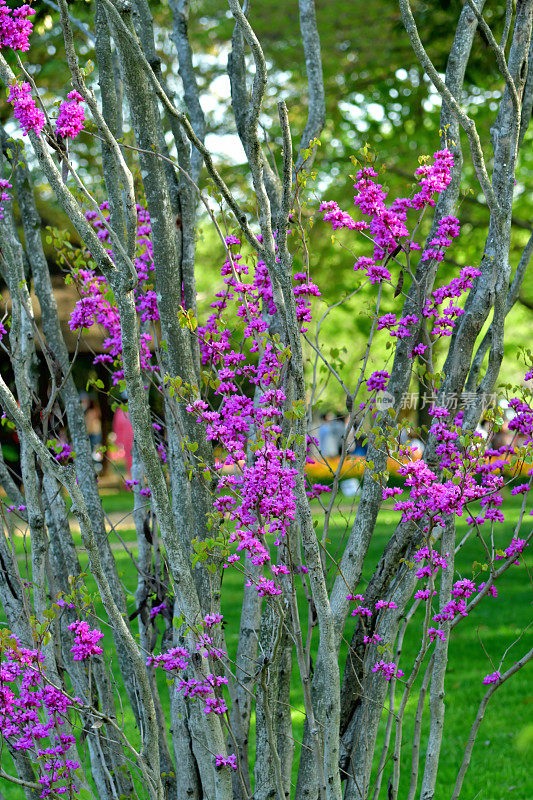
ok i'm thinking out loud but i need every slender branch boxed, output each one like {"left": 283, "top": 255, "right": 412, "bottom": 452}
{"left": 277, "top": 101, "right": 293, "bottom": 260}
{"left": 398, "top": 0, "right": 500, "bottom": 213}
{"left": 406, "top": 655, "right": 434, "bottom": 800}
{"left": 227, "top": 0, "right": 267, "bottom": 132}
{"left": 41, "top": 0, "right": 94, "bottom": 42}
{"left": 168, "top": 0, "right": 206, "bottom": 184}
{"left": 464, "top": 0, "right": 520, "bottom": 119}
{"left": 296, "top": 0, "right": 326, "bottom": 166}
{"left": 500, "top": 0, "right": 514, "bottom": 49}
{"left": 466, "top": 229, "right": 533, "bottom": 392}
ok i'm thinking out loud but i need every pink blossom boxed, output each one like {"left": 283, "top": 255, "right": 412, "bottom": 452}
{"left": 204, "top": 613, "right": 224, "bottom": 628}
{"left": 0, "top": 177, "right": 12, "bottom": 220}
{"left": 147, "top": 646, "right": 189, "bottom": 671}
{"left": 8, "top": 81, "right": 45, "bottom": 135}
{"left": 56, "top": 90, "right": 85, "bottom": 139}
{"left": 363, "top": 633, "right": 382, "bottom": 645}
{"left": 482, "top": 671, "right": 501, "bottom": 685}
{"left": 496, "top": 536, "right": 528, "bottom": 565}
{"left": 477, "top": 582, "right": 498, "bottom": 598}
{"left": 372, "top": 660, "right": 404, "bottom": 681}
{"left": 366, "top": 370, "right": 389, "bottom": 392}
{"left": 375, "top": 600, "right": 398, "bottom": 611}
{"left": 0, "top": 2, "right": 35, "bottom": 52}
{"left": 150, "top": 602, "right": 167, "bottom": 620}
{"left": 428, "top": 627, "right": 446, "bottom": 643}
{"left": 68, "top": 620, "right": 104, "bottom": 660}
{"left": 216, "top": 753, "right": 237, "bottom": 770}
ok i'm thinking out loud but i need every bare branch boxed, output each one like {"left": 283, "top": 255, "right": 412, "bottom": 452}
{"left": 464, "top": 0, "right": 520, "bottom": 119}
{"left": 466, "top": 230, "right": 533, "bottom": 393}
{"left": 168, "top": 0, "right": 206, "bottom": 183}
{"left": 398, "top": 0, "right": 499, "bottom": 213}
{"left": 296, "top": 0, "right": 326, "bottom": 165}
{"left": 227, "top": 0, "right": 268, "bottom": 132}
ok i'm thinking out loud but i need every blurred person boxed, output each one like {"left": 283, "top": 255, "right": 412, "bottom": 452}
{"left": 112, "top": 398, "right": 133, "bottom": 476}
{"left": 319, "top": 412, "right": 342, "bottom": 457}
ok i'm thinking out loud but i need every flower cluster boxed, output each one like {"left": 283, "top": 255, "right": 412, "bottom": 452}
{"left": 50, "top": 441, "right": 74, "bottom": 464}
{"left": 215, "top": 753, "right": 237, "bottom": 769}
{"left": 412, "top": 149, "right": 454, "bottom": 207}
{"left": 319, "top": 200, "right": 369, "bottom": 232}
{"left": 496, "top": 536, "right": 528, "bottom": 565}
{"left": 363, "top": 633, "right": 382, "bottom": 645}
{"left": 507, "top": 397, "right": 533, "bottom": 445}
{"left": 320, "top": 150, "right": 483, "bottom": 352}
{"left": 56, "top": 91, "right": 85, "bottom": 140}
{"left": 147, "top": 646, "right": 189, "bottom": 671}
{"left": 69, "top": 203, "right": 156, "bottom": 385}
{"left": 371, "top": 660, "right": 404, "bottom": 681}
{"left": 386, "top": 405, "right": 517, "bottom": 530}
{"left": 187, "top": 234, "right": 324, "bottom": 596}
{"left": 412, "top": 545, "right": 448, "bottom": 580}
{"left": 3, "top": 502, "right": 27, "bottom": 514}
{"left": 377, "top": 312, "right": 418, "bottom": 340}
{"left": 482, "top": 671, "right": 502, "bottom": 685}
{"left": 422, "top": 265, "right": 481, "bottom": 337}
{"left": 8, "top": 81, "right": 45, "bottom": 136}
{"left": 428, "top": 627, "right": 446, "bottom": 643}
{"left": 68, "top": 620, "right": 104, "bottom": 660}
{"left": 321, "top": 150, "right": 453, "bottom": 288}
{"left": 179, "top": 674, "right": 229, "bottom": 715}
{"left": 366, "top": 369, "right": 389, "bottom": 392}
{"left": 203, "top": 612, "right": 224, "bottom": 628}
{"left": 150, "top": 602, "right": 167, "bottom": 620}
{"left": 148, "top": 642, "right": 229, "bottom": 715}
{"left": 0, "top": 1, "right": 35, "bottom": 52}
{"left": 421, "top": 215, "right": 460, "bottom": 262}
{"left": 293, "top": 270, "right": 321, "bottom": 330}
{"left": 0, "top": 638, "right": 81, "bottom": 797}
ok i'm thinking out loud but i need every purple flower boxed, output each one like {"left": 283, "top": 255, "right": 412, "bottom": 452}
{"left": 216, "top": 753, "right": 237, "bottom": 769}
{"left": 496, "top": 536, "right": 528, "bottom": 565}
{"left": 8, "top": 81, "right": 45, "bottom": 135}
{"left": 0, "top": 177, "right": 12, "bottom": 220}
{"left": 150, "top": 602, "right": 167, "bottom": 620}
{"left": 428, "top": 627, "right": 446, "bottom": 643}
{"left": 56, "top": 91, "right": 85, "bottom": 139}
{"left": 148, "top": 646, "right": 189, "bottom": 671}
{"left": 375, "top": 600, "right": 398, "bottom": 611}
{"left": 68, "top": 620, "right": 104, "bottom": 660}
{"left": 366, "top": 370, "right": 389, "bottom": 392}
{"left": 478, "top": 582, "right": 497, "bottom": 598}
{"left": 0, "top": 2, "right": 35, "bottom": 52}
{"left": 204, "top": 613, "right": 224, "bottom": 628}
{"left": 372, "top": 660, "right": 404, "bottom": 681}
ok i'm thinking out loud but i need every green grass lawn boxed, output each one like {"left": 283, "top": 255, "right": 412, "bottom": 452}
{"left": 2, "top": 494, "right": 532, "bottom": 799}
